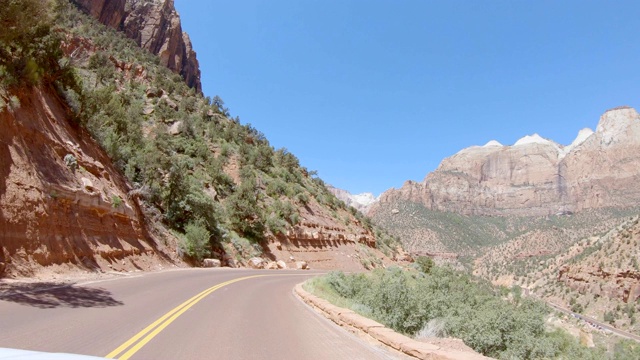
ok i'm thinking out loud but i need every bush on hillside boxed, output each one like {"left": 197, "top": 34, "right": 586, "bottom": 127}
{"left": 312, "top": 267, "right": 608, "bottom": 360}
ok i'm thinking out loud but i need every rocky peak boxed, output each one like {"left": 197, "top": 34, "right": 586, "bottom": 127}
{"left": 72, "top": 0, "right": 202, "bottom": 92}
{"left": 513, "top": 133, "right": 559, "bottom": 148}
{"left": 483, "top": 140, "right": 503, "bottom": 147}
{"left": 595, "top": 106, "right": 639, "bottom": 147}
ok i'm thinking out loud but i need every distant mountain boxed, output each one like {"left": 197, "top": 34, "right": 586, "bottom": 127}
{"left": 371, "top": 106, "right": 640, "bottom": 217}
{"left": 327, "top": 185, "right": 378, "bottom": 214}
{"left": 367, "top": 106, "right": 640, "bottom": 332}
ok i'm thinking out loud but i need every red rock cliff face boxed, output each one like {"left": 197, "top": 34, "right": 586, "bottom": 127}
{"left": 0, "top": 87, "right": 169, "bottom": 277}
{"left": 72, "top": 0, "right": 202, "bottom": 93}
{"left": 373, "top": 107, "right": 640, "bottom": 216}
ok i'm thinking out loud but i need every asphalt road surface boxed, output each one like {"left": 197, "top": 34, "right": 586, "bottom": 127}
{"left": 0, "top": 268, "right": 405, "bottom": 359}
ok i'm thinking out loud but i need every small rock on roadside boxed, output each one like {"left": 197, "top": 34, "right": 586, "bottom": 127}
{"left": 248, "top": 257, "right": 265, "bottom": 269}
{"left": 203, "top": 258, "right": 221, "bottom": 268}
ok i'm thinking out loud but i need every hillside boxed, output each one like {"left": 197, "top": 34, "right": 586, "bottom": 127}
{"left": 0, "top": 0, "right": 400, "bottom": 278}
{"left": 488, "top": 214, "right": 640, "bottom": 334}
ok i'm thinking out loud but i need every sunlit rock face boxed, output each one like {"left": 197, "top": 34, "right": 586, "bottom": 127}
{"left": 372, "top": 107, "right": 640, "bottom": 216}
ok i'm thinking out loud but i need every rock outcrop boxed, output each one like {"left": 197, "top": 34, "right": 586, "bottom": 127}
{"left": 72, "top": 0, "right": 202, "bottom": 92}
{"left": 373, "top": 107, "right": 640, "bottom": 216}
{"left": 556, "top": 216, "right": 640, "bottom": 304}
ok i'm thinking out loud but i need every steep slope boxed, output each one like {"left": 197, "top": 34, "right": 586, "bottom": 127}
{"left": 71, "top": 0, "right": 202, "bottom": 92}
{"left": 0, "top": 86, "right": 177, "bottom": 277}
{"left": 372, "top": 107, "right": 640, "bottom": 217}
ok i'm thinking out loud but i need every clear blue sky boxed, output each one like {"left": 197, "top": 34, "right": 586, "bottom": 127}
{"left": 174, "top": 1, "right": 640, "bottom": 196}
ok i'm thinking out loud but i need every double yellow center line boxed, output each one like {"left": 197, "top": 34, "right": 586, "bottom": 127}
{"left": 106, "top": 275, "right": 265, "bottom": 360}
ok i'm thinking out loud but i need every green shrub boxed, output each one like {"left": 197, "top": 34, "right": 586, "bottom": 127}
{"left": 415, "top": 256, "right": 434, "bottom": 274}
{"left": 312, "top": 266, "right": 607, "bottom": 359}
{"left": 180, "top": 218, "right": 211, "bottom": 261}
{"left": 111, "top": 195, "right": 122, "bottom": 208}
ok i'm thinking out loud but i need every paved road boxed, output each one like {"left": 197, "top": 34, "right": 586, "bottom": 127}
{"left": 545, "top": 301, "right": 640, "bottom": 343}
{"left": 0, "top": 269, "right": 404, "bottom": 359}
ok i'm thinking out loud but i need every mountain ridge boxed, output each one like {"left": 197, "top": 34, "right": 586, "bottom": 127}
{"left": 371, "top": 106, "right": 640, "bottom": 217}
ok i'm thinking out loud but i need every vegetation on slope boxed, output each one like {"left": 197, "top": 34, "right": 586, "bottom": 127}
{"left": 0, "top": 0, "right": 79, "bottom": 109}
{"left": 306, "top": 263, "right": 639, "bottom": 360}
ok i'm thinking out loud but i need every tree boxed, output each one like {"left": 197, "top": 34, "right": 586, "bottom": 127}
{"left": 0, "top": 0, "right": 52, "bottom": 45}
{"left": 211, "top": 95, "right": 229, "bottom": 116}
{"left": 416, "top": 256, "right": 434, "bottom": 274}
{"left": 226, "top": 170, "right": 264, "bottom": 240}
{"left": 0, "top": 0, "right": 77, "bottom": 90}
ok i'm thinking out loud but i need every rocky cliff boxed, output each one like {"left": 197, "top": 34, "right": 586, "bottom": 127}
{"left": 373, "top": 107, "right": 640, "bottom": 216}
{"left": 72, "top": 0, "right": 202, "bottom": 92}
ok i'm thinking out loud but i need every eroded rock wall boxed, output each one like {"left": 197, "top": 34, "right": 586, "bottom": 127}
{"left": 0, "top": 87, "right": 166, "bottom": 277}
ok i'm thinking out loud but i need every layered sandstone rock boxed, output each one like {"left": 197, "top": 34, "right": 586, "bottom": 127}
{"left": 373, "top": 107, "right": 640, "bottom": 216}
{"left": 72, "top": 0, "right": 202, "bottom": 92}
{"left": 0, "top": 87, "right": 169, "bottom": 277}
{"left": 558, "top": 265, "right": 640, "bottom": 304}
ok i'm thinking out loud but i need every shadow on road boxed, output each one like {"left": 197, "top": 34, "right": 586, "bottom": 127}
{"left": 0, "top": 282, "right": 124, "bottom": 309}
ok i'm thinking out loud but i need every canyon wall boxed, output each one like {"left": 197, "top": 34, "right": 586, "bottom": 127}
{"left": 372, "top": 107, "right": 640, "bottom": 217}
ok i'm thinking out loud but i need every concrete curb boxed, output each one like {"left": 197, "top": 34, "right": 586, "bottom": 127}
{"left": 294, "top": 283, "right": 491, "bottom": 360}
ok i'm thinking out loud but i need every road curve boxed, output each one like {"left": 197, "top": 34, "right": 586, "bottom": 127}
{"left": 0, "top": 269, "right": 404, "bottom": 359}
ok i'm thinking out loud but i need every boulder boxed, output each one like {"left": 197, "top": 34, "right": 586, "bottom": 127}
{"left": 167, "top": 121, "right": 182, "bottom": 135}
{"left": 222, "top": 255, "right": 237, "bottom": 268}
{"left": 80, "top": 177, "right": 94, "bottom": 192}
{"left": 226, "top": 258, "right": 237, "bottom": 268}
{"left": 276, "top": 260, "right": 287, "bottom": 269}
{"left": 265, "top": 261, "right": 278, "bottom": 270}
{"left": 296, "top": 261, "right": 308, "bottom": 270}
{"left": 248, "top": 257, "right": 265, "bottom": 269}
{"left": 202, "top": 258, "right": 221, "bottom": 268}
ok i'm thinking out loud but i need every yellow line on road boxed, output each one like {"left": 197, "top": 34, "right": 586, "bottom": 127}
{"left": 106, "top": 275, "right": 265, "bottom": 360}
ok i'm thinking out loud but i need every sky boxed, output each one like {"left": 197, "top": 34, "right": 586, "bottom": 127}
{"left": 174, "top": 1, "right": 640, "bottom": 196}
